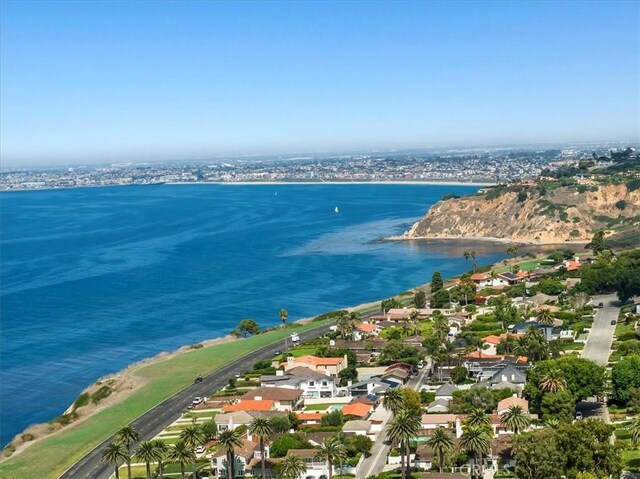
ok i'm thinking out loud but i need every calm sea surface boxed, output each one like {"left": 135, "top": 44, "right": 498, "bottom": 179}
{"left": 1, "top": 183, "right": 510, "bottom": 445}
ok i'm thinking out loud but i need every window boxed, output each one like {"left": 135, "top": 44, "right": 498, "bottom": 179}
{"left": 309, "top": 381, "right": 315, "bottom": 386}
{"left": 322, "top": 381, "right": 328, "bottom": 386}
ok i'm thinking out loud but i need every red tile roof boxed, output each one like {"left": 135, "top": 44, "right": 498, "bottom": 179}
{"left": 342, "top": 402, "right": 373, "bottom": 418}
{"left": 222, "top": 400, "right": 275, "bottom": 412}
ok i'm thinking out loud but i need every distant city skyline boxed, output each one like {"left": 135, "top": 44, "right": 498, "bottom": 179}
{"left": 1, "top": 0, "right": 639, "bottom": 166}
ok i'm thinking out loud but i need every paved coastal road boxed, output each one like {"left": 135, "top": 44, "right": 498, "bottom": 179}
{"left": 60, "top": 323, "right": 335, "bottom": 479}
{"left": 581, "top": 293, "right": 620, "bottom": 366}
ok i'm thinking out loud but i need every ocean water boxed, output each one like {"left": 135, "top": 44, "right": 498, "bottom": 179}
{"left": 0, "top": 183, "right": 509, "bottom": 445}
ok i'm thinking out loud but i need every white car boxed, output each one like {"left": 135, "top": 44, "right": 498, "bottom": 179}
{"left": 196, "top": 446, "right": 206, "bottom": 454}
{"left": 192, "top": 397, "right": 203, "bottom": 405}
{"left": 575, "top": 411, "right": 583, "bottom": 420}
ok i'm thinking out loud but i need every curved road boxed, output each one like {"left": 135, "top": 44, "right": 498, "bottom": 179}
{"left": 60, "top": 323, "right": 334, "bottom": 479}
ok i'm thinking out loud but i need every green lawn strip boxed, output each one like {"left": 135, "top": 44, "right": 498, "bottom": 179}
{"left": 0, "top": 320, "right": 332, "bottom": 479}
{"left": 287, "top": 347, "right": 318, "bottom": 357}
{"left": 304, "top": 403, "right": 334, "bottom": 411}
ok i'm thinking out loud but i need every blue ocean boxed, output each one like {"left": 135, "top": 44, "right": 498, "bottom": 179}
{"left": 0, "top": 183, "right": 509, "bottom": 445}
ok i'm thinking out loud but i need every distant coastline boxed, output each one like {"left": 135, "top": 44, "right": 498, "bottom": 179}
{"left": 165, "top": 180, "right": 496, "bottom": 186}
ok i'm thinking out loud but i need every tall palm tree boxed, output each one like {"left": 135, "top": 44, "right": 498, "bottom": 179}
{"left": 463, "top": 251, "right": 471, "bottom": 270}
{"left": 249, "top": 417, "right": 274, "bottom": 479}
{"left": 116, "top": 425, "right": 139, "bottom": 479}
{"left": 151, "top": 439, "right": 169, "bottom": 479}
{"left": 135, "top": 440, "right": 158, "bottom": 479}
{"left": 466, "top": 408, "right": 491, "bottom": 431}
{"left": 539, "top": 368, "right": 567, "bottom": 393}
{"left": 460, "top": 425, "right": 491, "bottom": 479}
{"left": 506, "top": 245, "right": 519, "bottom": 271}
{"left": 218, "top": 428, "right": 242, "bottom": 479}
{"left": 101, "top": 442, "right": 129, "bottom": 479}
{"left": 470, "top": 251, "right": 478, "bottom": 273}
{"left": 536, "top": 308, "right": 554, "bottom": 326}
{"left": 386, "top": 409, "right": 421, "bottom": 479}
{"left": 168, "top": 440, "right": 195, "bottom": 479}
{"left": 500, "top": 405, "right": 531, "bottom": 435}
{"left": 630, "top": 417, "right": 640, "bottom": 445}
{"left": 315, "top": 436, "right": 347, "bottom": 479}
{"left": 280, "top": 454, "right": 307, "bottom": 479}
{"left": 280, "top": 308, "right": 289, "bottom": 351}
{"left": 180, "top": 425, "right": 206, "bottom": 478}
{"left": 427, "top": 427, "right": 455, "bottom": 473}
{"left": 382, "top": 387, "right": 405, "bottom": 416}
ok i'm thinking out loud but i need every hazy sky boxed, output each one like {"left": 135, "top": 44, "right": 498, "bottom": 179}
{"left": 1, "top": 1, "right": 639, "bottom": 166}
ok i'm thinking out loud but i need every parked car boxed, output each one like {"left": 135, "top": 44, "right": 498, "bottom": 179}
{"left": 192, "top": 397, "right": 203, "bottom": 405}
{"left": 575, "top": 411, "right": 583, "bottom": 420}
{"left": 196, "top": 446, "right": 205, "bottom": 454}
{"left": 194, "top": 376, "right": 203, "bottom": 384}
{"left": 234, "top": 373, "right": 241, "bottom": 378}
{"left": 417, "top": 360, "right": 425, "bottom": 369}
{"left": 598, "top": 302, "right": 604, "bottom": 308}
{"left": 611, "top": 320, "right": 617, "bottom": 325}
{"left": 274, "top": 350, "right": 282, "bottom": 356}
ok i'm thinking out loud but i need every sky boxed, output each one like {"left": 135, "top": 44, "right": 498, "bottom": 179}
{"left": 1, "top": 1, "right": 639, "bottom": 166}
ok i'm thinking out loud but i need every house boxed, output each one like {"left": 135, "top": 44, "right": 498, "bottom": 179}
{"left": 342, "top": 419, "right": 373, "bottom": 436}
{"left": 342, "top": 401, "right": 374, "bottom": 419}
{"left": 497, "top": 395, "right": 529, "bottom": 415}
{"left": 261, "top": 367, "right": 337, "bottom": 399}
{"left": 216, "top": 411, "right": 288, "bottom": 434}
{"left": 427, "top": 398, "right": 450, "bottom": 413}
{"left": 481, "top": 333, "right": 522, "bottom": 355}
{"left": 490, "top": 434, "right": 515, "bottom": 469}
{"left": 464, "top": 352, "right": 531, "bottom": 381}
{"left": 352, "top": 322, "right": 383, "bottom": 340}
{"left": 349, "top": 378, "right": 392, "bottom": 397}
{"left": 510, "top": 321, "right": 560, "bottom": 341}
{"left": 420, "top": 414, "right": 463, "bottom": 438}
{"left": 435, "top": 383, "right": 458, "bottom": 400}
{"left": 211, "top": 436, "right": 266, "bottom": 478}
{"left": 286, "top": 449, "right": 330, "bottom": 479}
{"left": 285, "top": 355, "right": 348, "bottom": 377}
{"left": 297, "top": 412, "right": 325, "bottom": 426}
{"left": 381, "top": 368, "right": 409, "bottom": 385}
{"left": 497, "top": 271, "right": 529, "bottom": 286}
{"left": 222, "top": 400, "right": 275, "bottom": 413}
{"left": 472, "top": 365, "right": 527, "bottom": 391}
{"left": 413, "top": 435, "right": 459, "bottom": 470}
{"left": 242, "top": 387, "right": 303, "bottom": 412}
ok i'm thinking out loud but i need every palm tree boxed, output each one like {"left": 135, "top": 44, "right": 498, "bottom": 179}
{"left": 218, "top": 428, "right": 242, "bottom": 479}
{"left": 180, "top": 425, "right": 206, "bottom": 478}
{"left": 168, "top": 440, "right": 195, "bottom": 479}
{"left": 536, "top": 308, "right": 554, "bottom": 326}
{"left": 315, "top": 436, "right": 346, "bottom": 479}
{"left": 460, "top": 425, "right": 491, "bottom": 479}
{"left": 151, "top": 439, "right": 169, "bottom": 479}
{"left": 249, "top": 417, "right": 274, "bottom": 479}
{"left": 463, "top": 251, "right": 471, "bottom": 270}
{"left": 506, "top": 245, "right": 519, "bottom": 271}
{"left": 280, "top": 454, "right": 307, "bottom": 479}
{"left": 466, "top": 408, "right": 491, "bottom": 431}
{"left": 102, "top": 442, "right": 129, "bottom": 479}
{"left": 545, "top": 418, "right": 560, "bottom": 429}
{"left": 116, "top": 425, "right": 139, "bottom": 479}
{"left": 427, "top": 427, "right": 455, "bottom": 473}
{"left": 280, "top": 308, "right": 289, "bottom": 351}
{"left": 539, "top": 368, "right": 567, "bottom": 393}
{"left": 135, "top": 440, "right": 158, "bottom": 479}
{"left": 470, "top": 251, "right": 478, "bottom": 273}
{"left": 500, "top": 405, "right": 531, "bottom": 435}
{"left": 630, "top": 417, "right": 640, "bottom": 445}
{"left": 382, "top": 387, "right": 405, "bottom": 415}
{"left": 386, "top": 409, "right": 421, "bottom": 479}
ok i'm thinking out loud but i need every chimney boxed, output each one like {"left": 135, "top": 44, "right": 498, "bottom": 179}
{"left": 276, "top": 370, "right": 284, "bottom": 376}
{"left": 455, "top": 417, "right": 463, "bottom": 438}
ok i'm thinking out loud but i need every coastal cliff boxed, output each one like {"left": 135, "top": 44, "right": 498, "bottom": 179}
{"left": 399, "top": 183, "right": 640, "bottom": 244}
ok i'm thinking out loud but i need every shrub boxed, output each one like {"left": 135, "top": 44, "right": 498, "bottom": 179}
{"left": 91, "top": 385, "right": 113, "bottom": 404}
{"left": 615, "top": 200, "right": 627, "bottom": 210}
{"left": 73, "top": 392, "right": 90, "bottom": 410}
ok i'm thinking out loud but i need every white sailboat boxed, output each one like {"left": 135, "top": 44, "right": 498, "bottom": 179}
{"left": 334, "top": 206, "right": 339, "bottom": 213}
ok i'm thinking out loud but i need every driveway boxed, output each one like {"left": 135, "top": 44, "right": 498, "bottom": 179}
{"left": 581, "top": 293, "right": 620, "bottom": 366}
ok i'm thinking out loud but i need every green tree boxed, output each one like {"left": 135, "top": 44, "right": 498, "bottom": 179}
{"left": 414, "top": 290, "right": 427, "bottom": 309}
{"left": 236, "top": 319, "right": 260, "bottom": 337}
{"left": 540, "top": 390, "right": 575, "bottom": 423}
{"left": 101, "top": 442, "right": 129, "bottom": 479}
{"left": 431, "top": 288, "right": 451, "bottom": 308}
{"left": 179, "top": 425, "right": 205, "bottom": 478}
{"left": 463, "top": 251, "right": 471, "bottom": 270}
{"left": 466, "top": 408, "right": 491, "bottom": 432}
{"left": 280, "top": 454, "right": 307, "bottom": 479}
{"left": 536, "top": 308, "right": 554, "bottom": 326}
{"left": 321, "top": 410, "right": 344, "bottom": 427}
{"left": 507, "top": 245, "right": 519, "bottom": 271}
{"left": 249, "top": 417, "right": 274, "bottom": 479}
{"left": 587, "top": 230, "right": 608, "bottom": 255}
{"left": 270, "top": 433, "right": 311, "bottom": 457}
{"left": 427, "top": 427, "right": 455, "bottom": 473}
{"left": 269, "top": 415, "right": 291, "bottom": 433}
{"left": 218, "top": 429, "right": 242, "bottom": 479}
{"left": 381, "top": 297, "right": 402, "bottom": 313}
{"left": 611, "top": 354, "right": 640, "bottom": 405}
{"left": 401, "top": 387, "right": 423, "bottom": 416}
{"left": 513, "top": 429, "right": 564, "bottom": 479}
{"left": 115, "top": 425, "right": 139, "bottom": 479}
{"left": 315, "top": 436, "right": 347, "bottom": 479}
{"left": 471, "top": 251, "right": 478, "bottom": 273}
{"left": 200, "top": 418, "right": 217, "bottom": 441}
{"left": 386, "top": 409, "right": 421, "bottom": 479}
{"left": 500, "top": 405, "right": 531, "bottom": 434}
{"left": 460, "top": 425, "right": 491, "bottom": 479}
{"left": 630, "top": 417, "right": 640, "bottom": 445}
{"left": 168, "top": 440, "right": 195, "bottom": 479}
{"left": 451, "top": 366, "right": 468, "bottom": 384}
{"left": 135, "top": 441, "right": 158, "bottom": 479}
{"left": 431, "top": 271, "right": 444, "bottom": 293}
{"left": 539, "top": 368, "right": 567, "bottom": 393}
